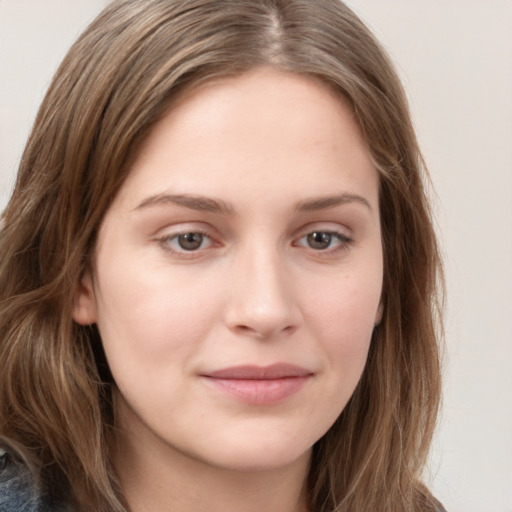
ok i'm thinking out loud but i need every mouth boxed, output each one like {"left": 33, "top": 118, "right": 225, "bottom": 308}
{"left": 200, "top": 364, "right": 314, "bottom": 405}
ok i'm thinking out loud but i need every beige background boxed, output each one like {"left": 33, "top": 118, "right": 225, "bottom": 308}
{"left": 1, "top": 1, "right": 511, "bottom": 511}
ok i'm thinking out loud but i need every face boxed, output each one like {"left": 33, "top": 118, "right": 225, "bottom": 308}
{"left": 74, "top": 68, "right": 383, "bottom": 473}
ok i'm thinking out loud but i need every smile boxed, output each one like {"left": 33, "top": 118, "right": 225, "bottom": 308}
{"left": 200, "top": 364, "right": 313, "bottom": 405}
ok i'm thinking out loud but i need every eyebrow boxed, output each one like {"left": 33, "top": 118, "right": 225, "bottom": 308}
{"left": 296, "top": 194, "right": 372, "bottom": 212}
{"left": 134, "top": 193, "right": 234, "bottom": 214}
{"left": 134, "top": 192, "right": 372, "bottom": 214}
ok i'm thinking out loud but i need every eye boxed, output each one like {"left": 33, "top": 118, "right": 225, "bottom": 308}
{"left": 176, "top": 232, "right": 206, "bottom": 251}
{"left": 159, "top": 231, "right": 214, "bottom": 253}
{"left": 295, "top": 230, "right": 351, "bottom": 251}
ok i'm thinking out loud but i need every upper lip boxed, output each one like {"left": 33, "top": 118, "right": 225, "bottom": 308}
{"left": 202, "top": 364, "right": 313, "bottom": 380}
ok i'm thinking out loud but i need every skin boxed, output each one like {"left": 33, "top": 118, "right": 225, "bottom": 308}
{"left": 74, "top": 67, "right": 383, "bottom": 512}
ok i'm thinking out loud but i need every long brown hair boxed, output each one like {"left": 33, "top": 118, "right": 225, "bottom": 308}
{"left": 0, "top": 1, "right": 443, "bottom": 510}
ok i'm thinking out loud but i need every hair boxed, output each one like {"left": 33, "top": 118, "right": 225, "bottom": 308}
{"left": 0, "top": 0, "right": 444, "bottom": 510}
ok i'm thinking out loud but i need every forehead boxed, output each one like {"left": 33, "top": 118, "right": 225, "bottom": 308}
{"left": 112, "top": 67, "right": 377, "bottom": 211}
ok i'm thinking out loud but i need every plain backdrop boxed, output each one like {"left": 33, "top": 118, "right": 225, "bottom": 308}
{"left": 1, "top": 1, "right": 511, "bottom": 511}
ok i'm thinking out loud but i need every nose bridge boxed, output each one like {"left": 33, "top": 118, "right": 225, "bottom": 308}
{"left": 225, "top": 238, "right": 299, "bottom": 338}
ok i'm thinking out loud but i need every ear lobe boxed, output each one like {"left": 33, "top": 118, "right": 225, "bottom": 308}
{"left": 374, "top": 303, "right": 383, "bottom": 326}
{"left": 72, "top": 272, "right": 98, "bottom": 325}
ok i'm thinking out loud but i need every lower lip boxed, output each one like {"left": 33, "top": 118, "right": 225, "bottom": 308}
{"left": 201, "top": 376, "right": 311, "bottom": 405}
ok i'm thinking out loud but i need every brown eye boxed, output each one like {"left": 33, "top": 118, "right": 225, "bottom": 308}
{"left": 158, "top": 230, "right": 216, "bottom": 256}
{"left": 306, "top": 232, "right": 333, "bottom": 250}
{"left": 177, "top": 232, "right": 204, "bottom": 251}
{"left": 294, "top": 230, "right": 352, "bottom": 253}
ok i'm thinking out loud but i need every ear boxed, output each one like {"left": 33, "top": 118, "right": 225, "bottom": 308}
{"left": 72, "top": 272, "right": 98, "bottom": 325}
{"left": 374, "top": 303, "right": 383, "bottom": 326}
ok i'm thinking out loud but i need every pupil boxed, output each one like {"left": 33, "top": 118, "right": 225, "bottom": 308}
{"left": 307, "top": 232, "right": 331, "bottom": 250}
{"left": 178, "top": 233, "right": 203, "bottom": 250}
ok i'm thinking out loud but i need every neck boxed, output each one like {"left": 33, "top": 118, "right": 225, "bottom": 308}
{"left": 114, "top": 415, "right": 311, "bottom": 512}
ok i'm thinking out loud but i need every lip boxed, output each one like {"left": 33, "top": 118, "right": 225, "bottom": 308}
{"left": 200, "top": 364, "right": 313, "bottom": 405}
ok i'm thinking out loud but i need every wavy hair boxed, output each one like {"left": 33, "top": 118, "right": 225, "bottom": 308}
{"left": 0, "top": 0, "right": 443, "bottom": 510}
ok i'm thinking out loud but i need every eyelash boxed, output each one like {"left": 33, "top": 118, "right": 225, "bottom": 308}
{"left": 155, "top": 229, "right": 353, "bottom": 257}
{"left": 293, "top": 231, "right": 353, "bottom": 254}
{"left": 156, "top": 230, "right": 215, "bottom": 256}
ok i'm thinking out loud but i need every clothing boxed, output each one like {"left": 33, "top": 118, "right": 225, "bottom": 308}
{"left": 1, "top": 445, "right": 447, "bottom": 512}
{"left": 0, "top": 447, "right": 62, "bottom": 512}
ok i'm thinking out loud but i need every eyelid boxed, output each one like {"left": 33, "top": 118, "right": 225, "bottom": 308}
{"left": 293, "top": 231, "right": 351, "bottom": 248}
{"left": 153, "top": 223, "right": 221, "bottom": 257}
{"left": 291, "top": 223, "right": 354, "bottom": 254}
{"left": 292, "top": 221, "right": 352, "bottom": 240}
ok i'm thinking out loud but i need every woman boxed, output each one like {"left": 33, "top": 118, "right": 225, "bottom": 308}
{"left": 0, "top": 0, "right": 444, "bottom": 511}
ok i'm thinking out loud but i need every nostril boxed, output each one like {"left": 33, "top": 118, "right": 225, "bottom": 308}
{"left": 234, "top": 322, "right": 296, "bottom": 339}
{"left": 235, "top": 324, "right": 266, "bottom": 338}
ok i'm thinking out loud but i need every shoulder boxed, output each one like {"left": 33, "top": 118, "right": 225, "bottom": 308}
{"left": 0, "top": 445, "right": 63, "bottom": 512}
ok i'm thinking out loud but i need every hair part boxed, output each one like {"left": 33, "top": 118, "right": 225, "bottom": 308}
{"left": 0, "top": 1, "right": 443, "bottom": 510}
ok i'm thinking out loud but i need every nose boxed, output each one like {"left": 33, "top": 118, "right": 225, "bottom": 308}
{"left": 224, "top": 245, "right": 302, "bottom": 340}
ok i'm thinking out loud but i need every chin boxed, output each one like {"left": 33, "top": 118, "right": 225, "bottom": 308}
{"left": 208, "top": 446, "right": 311, "bottom": 473}
{"left": 190, "top": 428, "right": 316, "bottom": 473}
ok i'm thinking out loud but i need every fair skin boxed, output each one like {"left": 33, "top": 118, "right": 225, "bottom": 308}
{"left": 74, "top": 68, "right": 383, "bottom": 512}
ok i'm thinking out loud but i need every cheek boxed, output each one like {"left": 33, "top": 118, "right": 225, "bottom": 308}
{"left": 297, "top": 275, "right": 378, "bottom": 442}
{"left": 303, "top": 269, "right": 381, "bottom": 374}
{"left": 93, "top": 261, "right": 222, "bottom": 376}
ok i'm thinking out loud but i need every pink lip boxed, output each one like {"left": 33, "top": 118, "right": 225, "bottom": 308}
{"left": 200, "top": 364, "right": 313, "bottom": 405}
